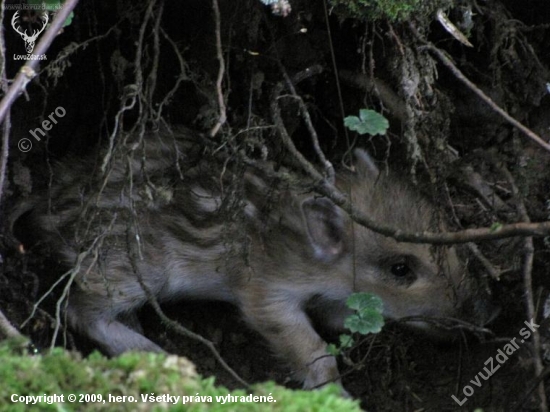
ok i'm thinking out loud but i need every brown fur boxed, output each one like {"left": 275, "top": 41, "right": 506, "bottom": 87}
{"left": 21, "top": 127, "right": 485, "bottom": 389}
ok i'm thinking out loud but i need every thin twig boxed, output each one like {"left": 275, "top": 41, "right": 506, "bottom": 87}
{"left": 514, "top": 367, "right": 550, "bottom": 412}
{"left": 0, "top": 0, "right": 79, "bottom": 205}
{"left": 132, "top": 258, "right": 249, "bottom": 389}
{"left": 322, "top": 0, "right": 350, "bottom": 161}
{"left": 443, "top": 181, "right": 502, "bottom": 280}
{"left": 278, "top": 65, "right": 335, "bottom": 183}
{"left": 267, "top": 87, "right": 550, "bottom": 244}
{"left": 0, "top": 0, "right": 9, "bottom": 207}
{"left": 132, "top": 0, "right": 157, "bottom": 124}
{"left": 500, "top": 166, "right": 548, "bottom": 412}
{"left": 209, "top": 0, "right": 227, "bottom": 137}
{"left": 467, "top": 242, "right": 501, "bottom": 280}
{"left": 144, "top": 0, "right": 164, "bottom": 119}
{"left": 316, "top": 180, "right": 550, "bottom": 244}
{"left": 50, "top": 215, "right": 117, "bottom": 351}
{"left": 339, "top": 71, "right": 408, "bottom": 124}
{"left": 416, "top": 39, "right": 550, "bottom": 154}
{"left": 270, "top": 72, "right": 325, "bottom": 184}
{"left": 155, "top": 28, "right": 189, "bottom": 124}
{"left": 0, "top": 0, "right": 80, "bottom": 125}
{"left": 0, "top": 95, "right": 10, "bottom": 208}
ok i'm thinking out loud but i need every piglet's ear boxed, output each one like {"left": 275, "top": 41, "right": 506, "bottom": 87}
{"left": 354, "top": 149, "right": 379, "bottom": 179}
{"left": 301, "top": 197, "right": 345, "bottom": 262}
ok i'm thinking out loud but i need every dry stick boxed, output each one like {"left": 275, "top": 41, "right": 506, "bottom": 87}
{"left": 467, "top": 242, "right": 501, "bottom": 280}
{"left": 209, "top": 0, "right": 227, "bottom": 138}
{"left": 133, "top": 0, "right": 156, "bottom": 117}
{"left": 422, "top": 43, "right": 550, "bottom": 154}
{"left": 0, "top": 1, "right": 78, "bottom": 342}
{"left": 279, "top": 65, "right": 335, "bottom": 183}
{"left": 322, "top": 0, "right": 351, "bottom": 158}
{"left": 156, "top": 28, "right": 188, "bottom": 124}
{"left": 443, "top": 181, "right": 501, "bottom": 280}
{"left": 515, "top": 367, "right": 550, "bottom": 412}
{"left": 316, "top": 170, "right": 550, "bottom": 244}
{"left": 121, "top": 166, "right": 248, "bottom": 390}
{"left": 143, "top": 0, "right": 164, "bottom": 121}
{"left": 134, "top": 267, "right": 249, "bottom": 389}
{"left": 0, "top": 0, "right": 10, "bottom": 207}
{"left": 338, "top": 71, "right": 408, "bottom": 124}
{"left": 129, "top": 0, "right": 157, "bottom": 148}
{"left": 500, "top": 166, "right": 548, "bottom": 412}
{"left": 0, "top": 101, "right": 10, "bottom": 207}
{"left": 271, "top": 81, "right": 324, "bottom": 184}
{"left": 0, "top": 0, "right": 79, "bottom": 126}
{"left": 269, "top": 71, "right": 550, "bottom": 244}
{"left": 0, "top": 1, "right": 79, "bottom": 205}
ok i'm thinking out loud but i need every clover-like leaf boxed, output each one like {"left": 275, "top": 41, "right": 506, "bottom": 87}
{"left": 344, "top": 310, "right": 384, "bottom": 335}
{"left": 326, "top": 343, "right": 339, "bottom": 356}
{"left": 344, "top": 109, "right": 389, "bottom": 136}
{"left": 346, "top": 293, "right": 384, "bottom": 313}
{"left": 339, "top": 334, "right": 354, "bottom": 349}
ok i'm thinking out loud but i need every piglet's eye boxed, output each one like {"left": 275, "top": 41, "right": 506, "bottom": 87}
{"left": 391, "top": 263, "right": 411, "bottom": 277}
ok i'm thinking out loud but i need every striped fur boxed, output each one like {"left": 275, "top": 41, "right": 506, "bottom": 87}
{"left": 24, "top": 127, "right": 480, "bottom": 389}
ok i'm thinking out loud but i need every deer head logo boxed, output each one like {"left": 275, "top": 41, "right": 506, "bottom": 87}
{"left": 11, "top": 11, "right": 49, "bottom": 54}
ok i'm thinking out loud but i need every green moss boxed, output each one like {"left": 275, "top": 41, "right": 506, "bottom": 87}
{"left": 0, "top": 340, "right": 361, "bottom": 411}
{"left": 329, "top": 0, "right": 453, "bottom": 22}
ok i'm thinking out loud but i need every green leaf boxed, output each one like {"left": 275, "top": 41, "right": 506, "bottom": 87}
{"left": 343, "top": 116, "right": 361, "bottom": 130}
{"left": 62, "top": 12, "right": 74, "bottom": 27}
{"left": 326, "top": 344, "right": 339, "bottom": 356}
{"left": 344, "top": 109, "right": 389, "bottom": 136}
{"left": 339, "top": 334, "right": 354, "bottom": 349}
{"left": 346, "top": 292, "right": 384, "bottom": 312}
{"left": 344, "top": 311, "right": 384, "bottom": 335}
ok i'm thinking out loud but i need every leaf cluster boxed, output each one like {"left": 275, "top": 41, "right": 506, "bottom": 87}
{"left": 327, "top": 293, "right": 385, "bottom": 356}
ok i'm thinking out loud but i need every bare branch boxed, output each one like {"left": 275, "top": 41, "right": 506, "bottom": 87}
{"left": 132, "top": 258, "right": 249, "bottom": 389}
{"left": 500, "top": 166, "right": 548, "bottom": 412}
{"left": 322, "top": 0, "right": 351, "bottom": 160}
{"left": 268, "top": 73, "right": 550, "bottom": 245}
{"left": 413, "top": 37, "right": 550, "bottom": 154}
{"left": 270, "top": 69, "right": 325, "bottom": 182}
{"left": 209, "top": 0, "right": 227, "bottom": 138}
{"left": 0, "top": 3, "right": 12, "bottom": 206}
{"left": 0, "top": 0, "right": 80, "bottom": 125}
{"left": 0, "top": 88, "right": 10, "bottom": 208}
{"left": 315, "top": 178, "right": 550, "bottom": 244}
{"left": 467, "top": 242, "right": 501, "bottom": 280}
{"left": 278, "top": 65, "right": 335, "bottom": 183}
{"left": 339, "top": 71, "right": 408, "bottom": 124}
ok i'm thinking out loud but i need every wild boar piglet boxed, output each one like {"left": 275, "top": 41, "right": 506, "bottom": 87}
{"left": 23, "top": 129, "right": 494, "bottom": 390}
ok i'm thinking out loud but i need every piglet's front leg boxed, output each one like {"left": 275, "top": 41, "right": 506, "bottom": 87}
{"left": 238, "top": 286, "right": 342, "bottom": 389}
